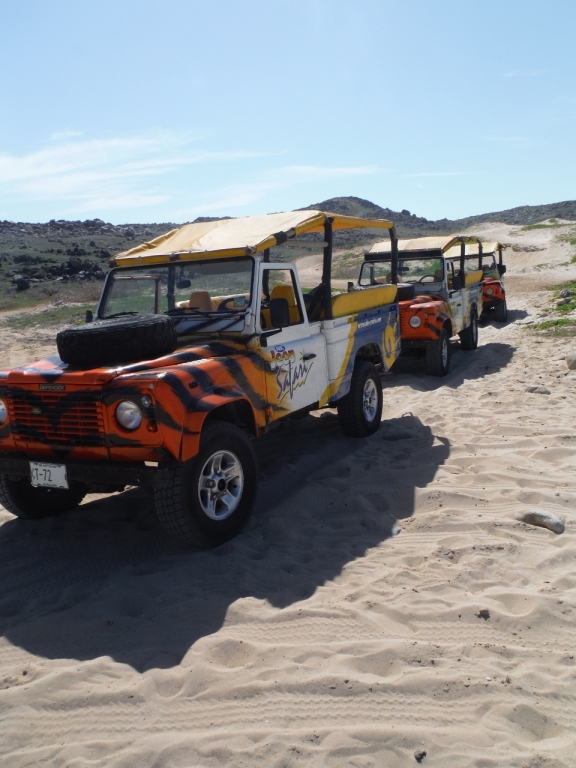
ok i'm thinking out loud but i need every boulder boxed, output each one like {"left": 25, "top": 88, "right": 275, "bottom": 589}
{"left": 525, "top": 385, "right": 551, "bottom": 394}
{"left": 15, "top": 277, "right": 30, "bottom": 291}
{"left": 566, "top": 353, "right": 576, "bottom": 370}
{"left": 515, "top": 510, "right": 565, "bottom": 534}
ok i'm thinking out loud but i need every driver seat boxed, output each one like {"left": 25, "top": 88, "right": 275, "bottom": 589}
{"left": 270, "top": 285, "right": 301, "bottom": 324}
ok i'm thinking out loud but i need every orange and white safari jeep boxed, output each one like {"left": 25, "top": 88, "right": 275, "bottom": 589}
{"left": 480, "top": 241, "right": 507, "bottom": 322}
{"left": 0, "top": 210, "right": 402, "bottom": 546}
{"left": 359, "top": 236, "right": 486, "bottom": 376}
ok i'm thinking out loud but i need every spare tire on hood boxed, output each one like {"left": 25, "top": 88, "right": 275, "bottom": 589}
{"left": 57, "top": 313, "right": 177, "bottom": 368}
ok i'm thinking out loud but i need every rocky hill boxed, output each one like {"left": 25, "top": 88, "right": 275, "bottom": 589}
{"left": 301, "top": 196, "right": 576, "bottom": 237}
{"left": 0, "top": 197, "right": 574, "bottom": 310}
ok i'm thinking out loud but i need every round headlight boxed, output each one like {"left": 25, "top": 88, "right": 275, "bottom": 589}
{"left": 486, "top": 287, "right": 494, "bottom": 295}
{"left": 409, "top": 315, "right": 422, "bottom": 328}
{"left": 0, "top": 399, "right": 7, "bottom": 425}
{"left": 116, "top": 400, "right": 142, "bottom": 430}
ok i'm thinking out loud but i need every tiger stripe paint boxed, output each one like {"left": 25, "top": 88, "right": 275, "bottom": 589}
{"left": 482, "top": 277, "right": 506, "bottom": 308}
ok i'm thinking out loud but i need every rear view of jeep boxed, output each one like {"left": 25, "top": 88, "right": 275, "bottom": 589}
{"left": 360, "top": 236, "right": 485, "bottom": 376}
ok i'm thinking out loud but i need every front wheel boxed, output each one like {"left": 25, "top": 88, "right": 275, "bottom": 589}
{"left": 494, "top": 299, "right": 508, "bottom": 323}
{"left": 337, "top": 360, "right": 383, "bottom": 437}
{"left": 154, "top": 421, "right": 258, "bottom": 547}
{"left": 0, "top": 474, "right": 87, "bottom": 519}
{"left": 426, "top": 327, "right": 450, "bottom": 376}
{"left": 459, "top": 309, "right": 479, "bottom": 351}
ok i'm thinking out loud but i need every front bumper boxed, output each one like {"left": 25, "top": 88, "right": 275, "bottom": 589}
{"left": 401, "top": 339, "right": 432, "bottom": 350}
{"left": 0, "top": 454, "right": 171, "bottom": 489}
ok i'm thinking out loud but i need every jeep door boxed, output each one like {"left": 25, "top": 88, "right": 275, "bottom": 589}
{"left": 460, "top": 254, "right": 483, "bottom": 327}
{"left": 257, "top": 265, "right": 327, "bottom": 421}
{"left": 446, "top": 259, "right": 465, "bottom": 334}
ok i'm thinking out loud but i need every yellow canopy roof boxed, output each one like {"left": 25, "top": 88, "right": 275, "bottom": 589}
{"left": 445, "top": 240, "right": 504, "bottom": 257}
{"left": 113, "top": 210, "right": 394, "bottom": 267}
{"left": 367, "top": 235, "right": 481, "bottom": 256}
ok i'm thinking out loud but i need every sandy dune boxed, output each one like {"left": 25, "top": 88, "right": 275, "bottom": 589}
{"left": 0, "top": 223, "right": 575, "bottom": 767}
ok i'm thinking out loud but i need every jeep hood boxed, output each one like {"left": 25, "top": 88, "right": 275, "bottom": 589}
{"left": 0, "top": 340, "right": 248, "bottom": 388}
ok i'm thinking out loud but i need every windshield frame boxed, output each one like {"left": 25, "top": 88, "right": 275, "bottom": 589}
{"left": 360, "top": 253, "right": 445, "bottom": 287}
{"left": 97, "top": 257, "right": 256, "bottom": 322}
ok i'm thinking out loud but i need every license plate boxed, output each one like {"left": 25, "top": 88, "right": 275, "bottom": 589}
{"left": 30, "top": 462, "right": 69, "bottom": 489}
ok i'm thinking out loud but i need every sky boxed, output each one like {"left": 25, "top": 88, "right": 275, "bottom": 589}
{"left": 0, "top": 0, "right": 574, "bottom": 224}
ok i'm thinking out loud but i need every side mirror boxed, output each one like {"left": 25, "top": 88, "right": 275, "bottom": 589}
{"left": 452, "top": 274, "right": 462, "bottom": 291}
{"left": 270, "top": 297, "right": 290, "bottom": 328}
{"left": 177, "top": 279, "right": 192, "bottom": 289}
{"left": 498, "top": 264, "right": 507, "bottom": 275}
{"left": 85, "top": 309, "right": 93, "bottom": 323}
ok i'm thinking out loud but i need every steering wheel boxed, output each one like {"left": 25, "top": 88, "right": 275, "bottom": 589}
{"left": 418, "top": 274, "right": 436, "bottom": 283}
{"left": 217, "top": 297, "right": 236, "bottom": 311}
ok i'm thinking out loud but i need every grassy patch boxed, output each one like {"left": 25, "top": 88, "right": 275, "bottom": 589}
{"left": 557, "top": 300, "right": 576, "bottom": 314}
{"left": 532, "top": 317, "right": 576, "bottom": 336}
{"left": 0, "top": 280, "right": 102, "bottom": 312}
{"left": 3, "top": 303, "right": 94, "bottom": 331}
{"left": 528, "top": 280, "right": 576, "bottom": 337}
{"left": 545, "top": 279, "right": 576, "bottom": 292}
{"left": 519, "top": 222, "right": 570, "bottom": 231}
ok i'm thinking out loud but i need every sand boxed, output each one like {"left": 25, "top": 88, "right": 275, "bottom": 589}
{"left": 0, "top": 223, "right": 575, "bottom": 767}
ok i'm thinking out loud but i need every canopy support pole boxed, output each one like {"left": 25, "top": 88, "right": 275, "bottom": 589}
{"left": 262, "top": 248, "right": 270, "bottom": 298}
{"left": 389, "top": 225, "right": 399, "bottom": 285}
{"left": 322, "top": 218, "right": 333, "bottom": 320}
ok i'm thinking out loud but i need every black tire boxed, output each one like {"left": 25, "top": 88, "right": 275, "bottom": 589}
{"left": 494, "top": 299, "right": 508, "bottom": 323}
{"left": 153, "top": 421, "right": 257, "bottom": 547}
{"left": 426, "top": 326, "right": 450, "bottom": 376}
{"left": 57, "top": 313, "right": 176, "bottom": 368}
{"left": 459, "top": 309, "right": 479, "bottom": 351}
{"left": 337, "top": 360, "right": 383, "bottom": 437}
{"left": 0, "top": 474, "right": 87, "bottom": 519}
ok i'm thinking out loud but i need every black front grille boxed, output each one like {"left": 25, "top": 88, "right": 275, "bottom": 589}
{"left": 7, "top": 390, "right": 105, "bottom": 446}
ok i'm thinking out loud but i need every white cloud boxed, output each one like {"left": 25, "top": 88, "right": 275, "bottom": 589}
{"left": 50, "top": 129, "right": 84, "bottom": 141}
{"left": 0, "top": 132, "right": 273, "bottom": 214}
{"left": 401, "top": 171, "right": 465, "bottom": 178}
{"left": 170, "top": 164, "right": 384, "bottom": 220}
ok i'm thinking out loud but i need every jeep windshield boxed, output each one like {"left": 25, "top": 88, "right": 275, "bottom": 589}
{"left": 360, "top": 252, "right": 444, "bottom": 286}
{"left": 99, "top": 259, "right": 254, "bottom": 332}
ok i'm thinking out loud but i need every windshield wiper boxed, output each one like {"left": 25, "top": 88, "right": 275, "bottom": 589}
{"left": 105, "top": 311, "right": 140, "bottom": 319}
{"left": 166, "top": 308, "right": 213, "bottom": 318}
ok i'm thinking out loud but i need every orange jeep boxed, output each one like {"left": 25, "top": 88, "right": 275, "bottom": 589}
{"left": 359, "top": 236, "right": 485, "bottom": 376}
{"left": 0, "top": 211, "right": 401, "bottom": 545}
{"left": 480, "top": 241, "right": 507, "bottom": 322}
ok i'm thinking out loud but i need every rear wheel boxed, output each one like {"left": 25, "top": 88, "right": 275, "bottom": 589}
{"left": 494, "top": 299, "right": 508, "bottom": 323}
{"left": 154, "top": 421, "right": 257, "bottom": 546}
{"left": 426, "top": 326, "right": 450, "bottom": 376}
{"left": 337, "top": 360, "right": 383, "bottom": 437}
{"left": 0, "top": 475, "right": 87, "bottom": 519}
{"left": 459, "top": 309, "right": 479, "bottom": 351}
